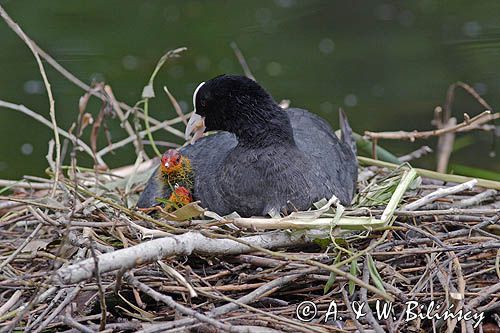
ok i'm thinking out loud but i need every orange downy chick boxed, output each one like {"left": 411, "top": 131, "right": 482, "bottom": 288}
{"left": 165, "top": 185, "right": 193, "bottom": 210}
{"left": 160, "top": 149, "right": 193, "bottom": 187}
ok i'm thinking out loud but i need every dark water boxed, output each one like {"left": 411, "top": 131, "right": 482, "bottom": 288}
{"left": 0, "top": 0, "right": 498, "bottom": 180}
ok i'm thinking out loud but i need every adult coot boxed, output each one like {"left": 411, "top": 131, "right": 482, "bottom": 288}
{"left": 138, "top": 74, "right": 357, "bottom": 217}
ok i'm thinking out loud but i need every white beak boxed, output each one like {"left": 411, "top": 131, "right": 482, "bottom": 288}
{"left": 184, "top": 81, "right": 207, "bottom": 144}
{"left": 185, "top": 112, "right": 206, "bottom": 144}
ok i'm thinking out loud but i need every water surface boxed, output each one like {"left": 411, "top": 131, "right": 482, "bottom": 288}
{"left": 0, "top": 0, "right": 498, "bottom": 179}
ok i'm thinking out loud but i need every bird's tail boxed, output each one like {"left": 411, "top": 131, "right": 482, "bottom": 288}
{"left": 339, "top": 109, "right": 357, "bottom": 155}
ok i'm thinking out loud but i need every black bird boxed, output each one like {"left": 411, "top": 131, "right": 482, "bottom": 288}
{"left": 138, "top": 74, "right": 357, "bottom": 217}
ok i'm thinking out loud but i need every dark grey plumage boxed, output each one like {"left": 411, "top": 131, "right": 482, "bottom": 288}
{"left": 137, "top": 166, "right": 166, "bottom": 209}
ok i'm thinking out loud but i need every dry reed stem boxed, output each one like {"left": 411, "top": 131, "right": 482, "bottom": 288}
{"left": 230, "top": 42, "right": 256, "bottom": 81}
{"left": 364, "top": 110, "right": 498, "bottom": 141}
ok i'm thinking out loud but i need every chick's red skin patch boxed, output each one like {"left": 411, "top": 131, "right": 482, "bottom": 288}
{"left": 160, "top": 149, "right": 182, "bottom": 174}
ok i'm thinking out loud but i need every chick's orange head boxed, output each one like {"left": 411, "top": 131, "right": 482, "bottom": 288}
{"left": 160, "top": 149, "right": 182, "bottom": 174}
{"left": 170, "top": 185, "right": 193, "bottom": 205}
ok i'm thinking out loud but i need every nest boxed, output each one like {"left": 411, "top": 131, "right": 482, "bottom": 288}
{"left": 1, "top": 145, "right": 499, "bottom": 333}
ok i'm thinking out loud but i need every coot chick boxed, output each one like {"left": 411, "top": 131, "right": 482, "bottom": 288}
{"left": 137, "top": 149, "right": 194, "bottom": 210}
{"left": 139, "top": 75, "right": 357, "bottom": 217}
{"left": 162, "top": 185, "right": 193, "bottom": 211}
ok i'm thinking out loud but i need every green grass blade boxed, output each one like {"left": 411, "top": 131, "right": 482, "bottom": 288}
{"left": 367, "top": 254, "right": 385, "bottom": 293}
{"left": 349, "top": 258, "right": 358, "bottom": 295}
{"left": 324, "top": 252, "right": 342, "bottom": 294}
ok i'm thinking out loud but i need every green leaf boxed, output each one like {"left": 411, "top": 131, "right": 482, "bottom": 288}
{"left": 314, "top": 237, "right": 331, "bottom": 249}
{"left": 324, "top": 252, "right": 342, "bottom": 294}
{"left": 349, "top": 258, "right": 358, "bottom": 295}
{"left": 141, "top": 84, "right": 155, "bottom": 98}
{"left": 367, "top": 254, "right": 385, "bottom": 292}
{"left": 167, "top": 201, "right": 205, "bottom": 221}
{"left": 356, "top": 170, "right": 404, "bottom": 207}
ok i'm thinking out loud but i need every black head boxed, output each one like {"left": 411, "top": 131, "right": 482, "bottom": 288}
{"left": 191, "top": 74, "right": 293, "bottom": 145}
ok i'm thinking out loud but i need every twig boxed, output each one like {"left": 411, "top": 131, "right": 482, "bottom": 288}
{"left": 60, "top": 314, "right": 96, "bottom": 333}
{"left": 0, "top": 14, "right": 184, "bottom": 162}
{"left": 3, "top": 287, "right": 58, "bottom": 333}
{"left": 204, "top": 231, "right": 394, "bottom": 301}
{"left": 104, "top": 85, "right": 143, "bottom": 156}
{"left": 158, "top": 261, "right": 197, "bottom": 298}
{"left": 0, "top": 5, "right": 61, "bottom": 196}
{"left": 389, "top": 208, "right": 498, "bottom": 217}
{"left": 0, "top": 223, "right": 43, "bottom": 271}
{"left": 24, "top": 288, "right": 65, "bottom": 332}
{"left": 466, "top": 281, "right": 500, "bottom": 309}
{"left": 341, "top": 288, "right": 365, "bottom": 333}
{"left": 0, "top": 179, "right": 52, "bottom": 190}
{"left": 0, "top": 100, "right": 104, "bottom": 165}
{"left": 230, "top": 42, "right": 256, "bottom": 81}
{"left": 403, "top": 179, "right": 477, "bottom": 211}
{"left": 364, "top": 110, "right": 498, "bottom": 141}
{"left": 0, "top": 17, "right": 182, "bottom": 147}
{"left": 448, "top": 81, "right": 494, "bottom": 114}
{"left": 0, "top": 196, "right": 68, "bottom": 211}
{"left": 398, "top": 146, "right": 433, "bottom": 162}
{"left": 142, "top": 48, "right": 187, "bottom": 157}
{"left": 96, "top": 117, "right": 187, "bottom": 158}
{"left": 210, "top": 272, "right": 307, "bottom": 316}
{"left": 125, "top": 273, "right": 243, "bottom": 333}
{"left": 196, "top": 290, "right": 324, "bottom": 333}
{"left": 0, "top": 4, "right": 186, "bottom": 163}
{"left": 0, "top": 290, "right": 22, "bottom": 317}
{"left": 141, "top": 140, "right": 180, "bottom": 148}
{"left": 455, "top": 189, "right": 497, "bottom": 208}
{"left": 436, "top": 117, "right": 457, "bottom": 173}
{"left": 33, "top": 285, "right": 83, "bottom": 333}
{"left": 67, "top": 232, "right": 114, "bottom": 255}
{"left": 163, "top": 86, "right": 187, "bottom": 125}
{"left": 88, "top": 239, "right": 106, "bottom": 330}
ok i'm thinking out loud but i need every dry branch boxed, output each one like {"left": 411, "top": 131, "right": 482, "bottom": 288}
{"left": 436, "top": 117, "right": 457, "bottom": 173}
{"left": 230, "top": 42, "right": 256, "bottom": 81}
{"left": 403, "top": 179, "right": 478, "bottom": 211}
{"left": 364, "top": 110, "right": 498, "bottom": 141}
{"left": 398, "top": 145, "right": 433, "bottom": 162}
{"left": 54, "top": 231, "right": 309, "bottom": 284}
{"left": 456, "top": 189, "right": 497, "bottom": 208}
{"left": 125, "top": 274, "right": 245, "bottom": 333}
